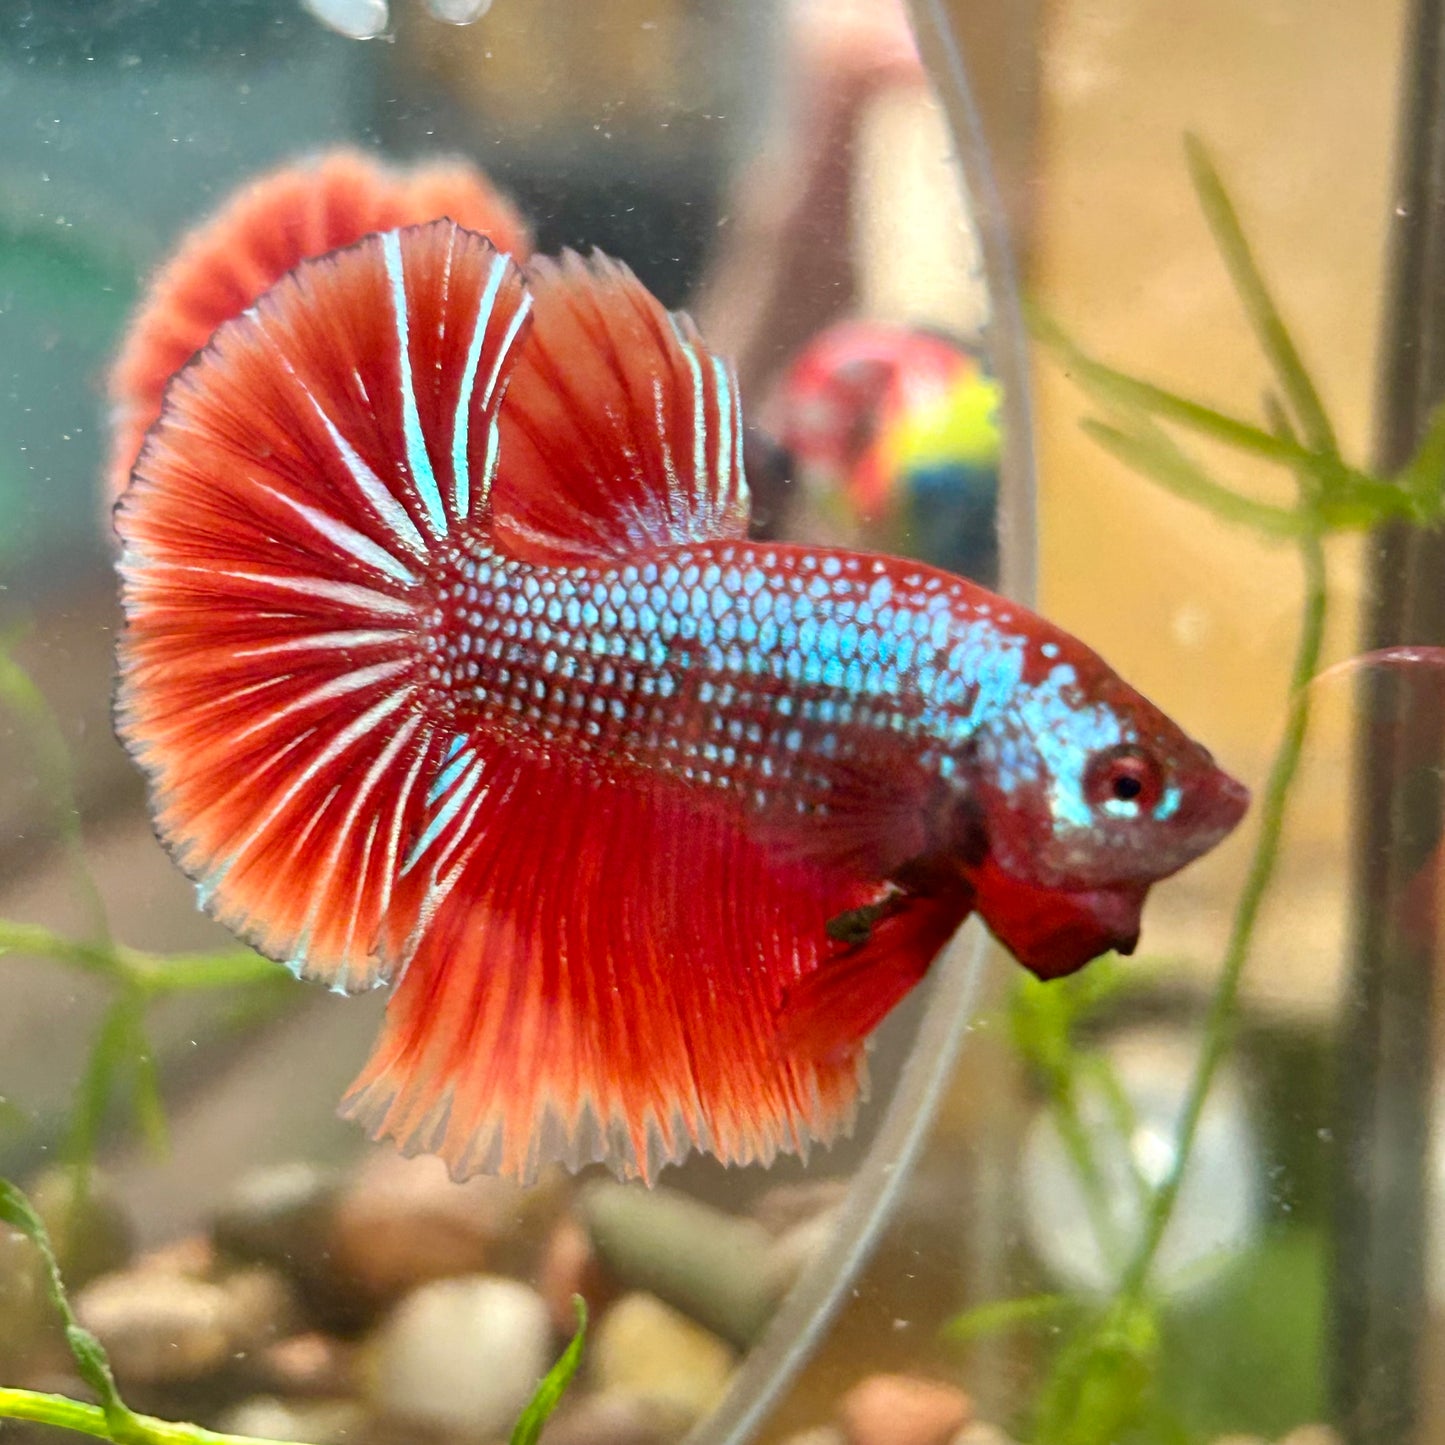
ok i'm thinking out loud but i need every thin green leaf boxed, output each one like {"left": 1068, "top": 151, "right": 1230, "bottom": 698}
{"left": 1038, "top": 311, "right": 1412, "bottom": 529}
{"left": 941, "top": 1292, "right": 1077, "bottom": 1344}
{"left": 0, "top": 1178, "right": 134, "bottom": 1429}
{"left": 1032, "top": 1299, "right": 1159, "bottom": 1445}
{"left": 1184, "top": 134, "right": 1338, "bottom": 459}
{"left": 129, "top": 1031, "right": 170, "bottom": 1159}
{"left": 1393, "top": 395, "right": 1445, "bottom": 515}
{"left": 137, "top": 949, "right": 288, "bottom": 996}
{"left": 0, "top": 918, "right": 283, "bottom": 996}
{"left": 67, "top": 995, "right": 146, "bottom": 1173}
{"left": 0, "top": 646, "right": 109, "bottom": 942}
{"left": 1034, "top": 308, "right": 1333, "bottom": 470}
{"left": 1081, "top": 417, "right": 1309, "bottom": 537}
{"left": 0, "top": 1381, "right": 339, "bottom": 1445}
{"left": 0, "top": 918, "right": 124, "bottom": 980}
{"left": 510, "top": 1296, "right": 587, "bottom": 1445}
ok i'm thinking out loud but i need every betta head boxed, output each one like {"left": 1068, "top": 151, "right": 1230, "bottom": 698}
{"left": 951, "top": 629, "right": 1249, "bottom": 978}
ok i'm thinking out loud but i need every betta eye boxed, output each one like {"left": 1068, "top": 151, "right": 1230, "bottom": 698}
{"left": 1084, "top": 746, "right": 1165, "bottom": 813}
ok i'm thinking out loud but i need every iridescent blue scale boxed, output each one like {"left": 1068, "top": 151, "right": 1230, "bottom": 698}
{"left": 420, "top": 537, "right": 1117, "bottom": 823}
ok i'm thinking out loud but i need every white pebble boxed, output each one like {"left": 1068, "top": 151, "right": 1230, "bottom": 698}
{"left": 367, "top": 1275, "right": 552, "bottom": 1437}
{"left": 76, "top": 1273, "right": 230, "bottom": 1384}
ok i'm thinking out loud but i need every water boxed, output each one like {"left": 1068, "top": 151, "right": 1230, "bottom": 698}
{"left": 0, "top": 2, "right": 1428, "bottom": 1444}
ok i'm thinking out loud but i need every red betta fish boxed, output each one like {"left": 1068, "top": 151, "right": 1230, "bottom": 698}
{"left": 113, "top": 165, "right": 1248, "bottom": 1185}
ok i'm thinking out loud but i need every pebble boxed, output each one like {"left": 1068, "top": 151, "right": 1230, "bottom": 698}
{"left": 590, "top": 1292, "right": 735, "bottom": 1426}
{"left": 580, "top": 1183, "right": 777, "bottom": 1347}
{"left": 779, "top": 1430, "right": 848, "bottom": 1445}
{"left": 219, "top": 1266, "right": 302, "bottom": 1352}
{"left": 212, "top": 1162, "right": 341, "bottom": 1270}
{"left": 839, "top": 1375, "right": 973, "bottom": 1445}
{"left": 75, "top": 1272, "right": 231, "bottom": 1385}
{"left": 950, "top": 1425, "right": 1017, "bottom": 1445}
{"left": 365, "top": 1274, "right": 552, "bottom": 1437}
{"left": 1278, "top": 1431, "right": 1343, "bottom": 1445}
{"left": 211, "top": 1163, "right": 360, "bottom": 1332}
{"left": 26, "top": 1167, "right": 134, "bottom": 1289}
{"left": 0, "top": 1225, "right": 47, "bottom": 1358}
{"left": 253, "top": 1331, "right": 357, "bottom": 1398}
{"left": 539, "top": 1392, "right": 686, "bottom": 1445}
{"left": 136, "top": 1235, "right": 215, "bottom": 1279}
{"left": 765, "top": 1209, "right": 842, "bottom": 1297}
{"left": 331, "top": 1152, "right": 564, "bottom": 1304}
{"left": 539, "top": 1216, "right": 616, "bottom": 1335}
{"left": 750, "top": 1181, "right": 850, "bottom": 1236}
{"left": 217, "top": 1395, "right": 366, "bottom": 1445}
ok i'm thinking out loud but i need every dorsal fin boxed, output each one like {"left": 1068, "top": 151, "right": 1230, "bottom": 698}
{"left": 490, "top": 251, "right": 750, "bottom": 565}
{"left": 108, "top": 149, "right": 529, "bottom": 502}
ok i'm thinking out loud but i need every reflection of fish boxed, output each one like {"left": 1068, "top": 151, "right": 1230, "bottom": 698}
{"left": 106, "top": 150, "right": 528, "bottom": 502}
{"left": 114, "top": 171, "right": 1247, "bottom": 1184}
{"left": 764, "top": 322, "right": 1001, "bottom": 582}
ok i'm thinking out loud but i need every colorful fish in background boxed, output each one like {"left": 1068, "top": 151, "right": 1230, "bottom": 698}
{"left": 762, "top": 321, "right": 1002, "bottom": 584}
{"left": 111, "top": 155, "right": 1248, "bottom": 1183}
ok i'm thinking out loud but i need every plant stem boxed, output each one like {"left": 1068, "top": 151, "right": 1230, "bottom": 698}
{"left": 1048, "top": 1068, "right": 1126, "bottom": 1266}
{"left": 0, "top": 918, "right": 283, "bottom": 996}
{"left": 0, "top": 646, "right": 111, "bottom": 944}
{"left": 0, "top": 1387, "right": 307, "bottom": 1445}
{"left": 1117, "top": 524, "right": 1329, "bottom": 1300}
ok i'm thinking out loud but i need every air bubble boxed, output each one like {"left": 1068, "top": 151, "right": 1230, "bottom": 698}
{"left": 301, "top": 0, "right": 388, "bottom": 39}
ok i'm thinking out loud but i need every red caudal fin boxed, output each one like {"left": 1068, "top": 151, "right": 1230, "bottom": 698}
{"left": 107, "top": 150, "right": 529, "bottom": 501}
{"left": 116, "top": 222, "right": 532, "bottom": 990}
{"left": 342, "top": 746, "right": 870, "bottom": 1183}
{"left": 491, "top": 251, "right": 751, "bottom": 565}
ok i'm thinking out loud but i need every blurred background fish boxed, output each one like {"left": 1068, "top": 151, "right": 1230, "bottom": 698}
{"left": 758, "top": 320, "right": 1001, "bottom": 584}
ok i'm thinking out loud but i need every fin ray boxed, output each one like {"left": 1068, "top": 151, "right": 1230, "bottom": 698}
{"left": 108, "top": 149, "right": 529, "bottom": 501}
{"left": 342, "top": 750, "right": 875, "bottom": 1182}
{"left": 116, "top": 222, "right": 531, "bottom": 991}
{"left": 491, "top": 252, "right": 750, "bottom": 565}
{"left": 776, "top": 887, "right": 975, "bottom": 1064}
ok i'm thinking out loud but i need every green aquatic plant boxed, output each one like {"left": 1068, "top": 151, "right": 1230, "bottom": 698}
{"left": 0, "top": 635, "right": 291, "bottom": 1195}
{"left": 0, "top": 1175, "right": 587, "bottom": 1445}
{"left": 945, "top": 134, "right": 1436, "bottom": 1444}
{"left": 509, "top": 1296, "right": 589, "bottom": 1445}
{"left": 0, "top": 631, "right": 588, "bottom": 1445}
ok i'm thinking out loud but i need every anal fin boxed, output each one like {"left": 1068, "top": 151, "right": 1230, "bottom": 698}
{"left": 340, "top": 746, "right": 874, "bottom": 1183}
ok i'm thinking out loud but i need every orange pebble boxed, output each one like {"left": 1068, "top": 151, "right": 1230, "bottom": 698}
{"left": 839, "top": 1374, "right": 973, "bottom": 1445}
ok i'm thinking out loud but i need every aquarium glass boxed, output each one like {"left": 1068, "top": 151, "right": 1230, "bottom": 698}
{"left": 0, "top": 3, "right": 1432, "bottom": 1445}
